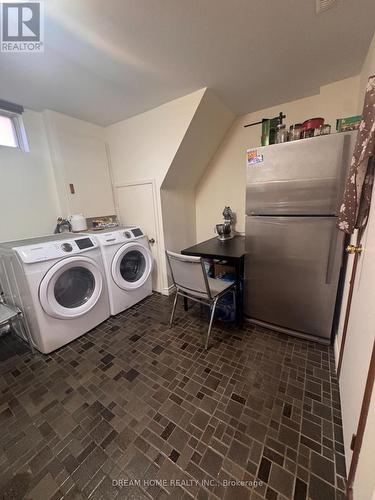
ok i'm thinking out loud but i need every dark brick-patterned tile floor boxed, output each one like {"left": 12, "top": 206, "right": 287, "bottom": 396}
{"left": 0, "top": 294, "right": 346, "bottom": 500}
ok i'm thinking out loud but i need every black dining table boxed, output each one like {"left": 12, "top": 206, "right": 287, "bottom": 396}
{"left": 181, "top": 235, "right": 245, "bottom": 324}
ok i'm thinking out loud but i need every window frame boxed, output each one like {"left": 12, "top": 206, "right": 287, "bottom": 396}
{"left": 0, "top": 109, "right": 29, "bottom": 152}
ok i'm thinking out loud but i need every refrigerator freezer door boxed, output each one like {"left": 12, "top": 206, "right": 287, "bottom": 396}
{"left": 245, "top": 216, "right": 344, "bottom": 340}
{"left": 246, "top": 132, "right": 355, "bottom": 216}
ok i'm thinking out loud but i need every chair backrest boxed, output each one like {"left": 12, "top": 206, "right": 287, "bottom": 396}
{"left": 166, "top": 251, "right": 211, "bottom": 298}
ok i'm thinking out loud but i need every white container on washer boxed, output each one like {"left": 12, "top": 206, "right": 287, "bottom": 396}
{"left": 70, "top": 214, "right": 88, "bottom": 232}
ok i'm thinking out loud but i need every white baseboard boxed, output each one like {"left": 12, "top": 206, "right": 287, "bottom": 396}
{"left": 161, "top": 284, "right": 175, "bottom": 296}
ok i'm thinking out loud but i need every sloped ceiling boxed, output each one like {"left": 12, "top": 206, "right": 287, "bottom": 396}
{"left": 0, "top": 0, "right": 374, "bottom": 125}
{"left": 106, "top": 89, "right": 206, "bottom": 187}
{"left": 162, "top": 90, "right": 234, "bottom": 190}
{"left": 160, "top": 89, "right": 234, "bottom": 256}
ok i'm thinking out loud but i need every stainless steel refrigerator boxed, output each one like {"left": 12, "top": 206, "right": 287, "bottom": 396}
{"left": 245, "top": 132, "right": 356, "bottom": 344}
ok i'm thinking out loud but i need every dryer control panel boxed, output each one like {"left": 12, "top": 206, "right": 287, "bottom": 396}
{"left": 131, "top": 228, "right": 143, "bottom": 237}
{"left": 96, "top": 227, "right": 145, "bottom": 246}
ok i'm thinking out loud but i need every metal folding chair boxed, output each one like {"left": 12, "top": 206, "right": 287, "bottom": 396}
{"left": 166, "top": 250, "right": 236, "bottom": 349}
{"left": 0, "top": 302, "right": 34, "bottom": 353}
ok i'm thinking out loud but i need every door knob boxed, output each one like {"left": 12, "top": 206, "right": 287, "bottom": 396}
{"left": 346, "top": 244, "right": 362, "bottom": 255}
{"left": 149, "top": 238, "right": 155, "bottom": 245}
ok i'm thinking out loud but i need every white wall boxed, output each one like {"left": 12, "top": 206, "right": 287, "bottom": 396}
{"left": 195, "top": 76, "right": 360, "bottom": 241}
{"left": 358, "top": 31, "right": 375, "bottom": 110}
{"left": 105, "top": 89, "right": 206, "bottom": 293}
{"left": 43, "top": 110, "right": 115, "bottom": 218}
{"left": 106, "top": 88, "right": 234, "bottom": 292}
{"left": 0, "top": 110, "right": 60, "bottom": 242}
{"left": 106, "top": 89, "right": 205, "bottom": 186}
{"left": 106, "top": 89, "right": 205, "bottom": 291}
{"left": 161, "top": 189, "right": 196, "bottom": 254}
{"left": 162, "top": 90, "right": 234, "bottom": 190}
{"left": 160, "top": 90, "right": 234, "bottom": 285}
{"left": 0, "top": 108, "right": 116, "bottom": 245}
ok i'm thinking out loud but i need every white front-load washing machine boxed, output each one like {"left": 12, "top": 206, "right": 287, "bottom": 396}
{"left": 0, "top": 234, "right": 110, "bottom": 353}
{"left": 91, "top": 227, "right": 153, "bottom": 316}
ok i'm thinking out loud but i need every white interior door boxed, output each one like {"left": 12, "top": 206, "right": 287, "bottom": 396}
{"left": 339, "top": 200, "right": 375, "bottom": 481}
{"left": 115, "top": 181, "right": 161, "bottom": 292}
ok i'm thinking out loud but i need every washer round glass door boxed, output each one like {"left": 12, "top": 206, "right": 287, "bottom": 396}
{"left": 111, "top": 242, "right": 152, "bottom": 291}
{"left": 39, "top": 256, "right": 104, "bottom": 319}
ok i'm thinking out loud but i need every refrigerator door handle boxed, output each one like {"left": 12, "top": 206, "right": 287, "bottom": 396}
{"left": 325, "top": 225, "right": 339, "bottom": 285}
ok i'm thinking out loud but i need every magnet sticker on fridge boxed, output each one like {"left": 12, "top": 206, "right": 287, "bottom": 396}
{"left": 247, "top": 149, "right": 264, "bottom": 166}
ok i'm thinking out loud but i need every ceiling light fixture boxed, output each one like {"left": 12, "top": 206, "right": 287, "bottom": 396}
{"left": 316, "top": 0, "right": 338, "bottom": 14}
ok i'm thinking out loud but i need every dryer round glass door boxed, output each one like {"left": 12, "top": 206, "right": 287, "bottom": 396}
{"left": 39, "top": 256, "right": 104, "bottom": 319}
{"left": 111, "top": 242, "right": 152, "bottom": 291}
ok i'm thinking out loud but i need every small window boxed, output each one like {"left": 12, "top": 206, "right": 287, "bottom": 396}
{"left": 0, "top": 115, "right": 18, "bottom": 148}
{"left": 0, "top": 100, "right": 29, "bottom": 152}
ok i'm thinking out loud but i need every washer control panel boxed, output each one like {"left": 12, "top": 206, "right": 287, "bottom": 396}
{"left": 75, "top": 237, "right": 94, "bottom": 250}
{"left": 61, "top": 243, "right": 73, "bottom": 252}
{"left": 13, "top": 236, "right": 97, "bottom": 263}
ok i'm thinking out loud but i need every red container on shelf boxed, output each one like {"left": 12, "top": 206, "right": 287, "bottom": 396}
{"left": 302, "top": 117, "right": 324, "bottom": 138}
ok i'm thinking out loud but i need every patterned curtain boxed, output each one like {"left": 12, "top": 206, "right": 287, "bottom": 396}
{"left": 338, "top": 75, "right": 375, "bottom": 235}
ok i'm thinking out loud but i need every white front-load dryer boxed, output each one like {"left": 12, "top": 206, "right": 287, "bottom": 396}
{"left": 92, "top": 227, "right": 153, "bottom": 315}
{"left": 0, "top": 234, "right": 110, "bottom": 353}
